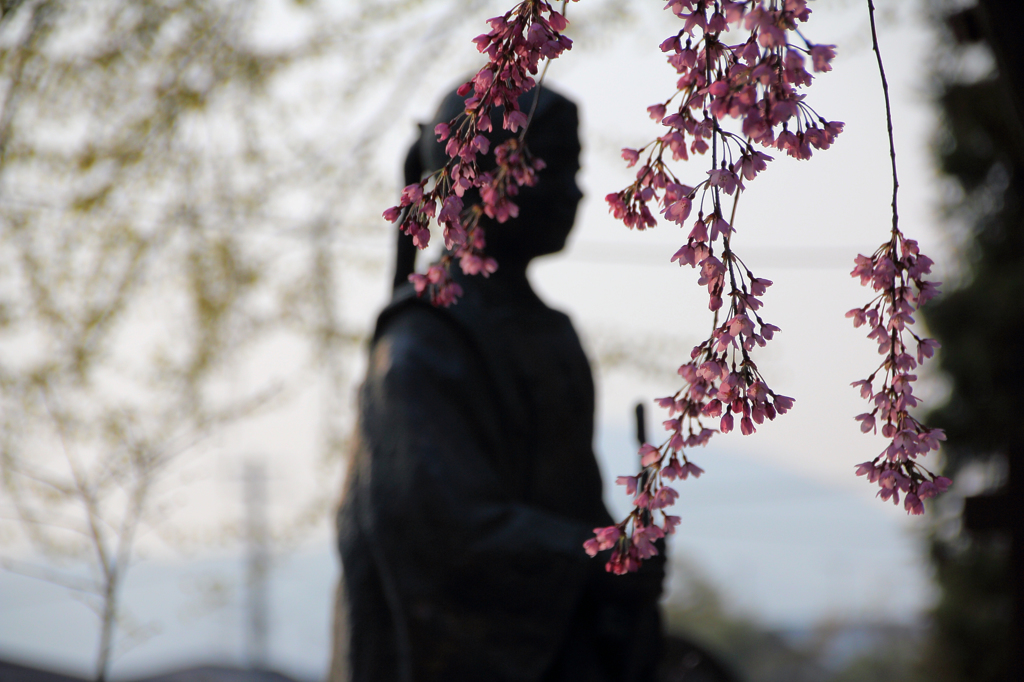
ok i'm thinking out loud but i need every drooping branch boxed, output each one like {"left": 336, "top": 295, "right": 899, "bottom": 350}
{"left": 591, "top": 0, "right": 840, "bottom": 573}
{"left": 848, "top": 0, "right": 948, "bottom": 514}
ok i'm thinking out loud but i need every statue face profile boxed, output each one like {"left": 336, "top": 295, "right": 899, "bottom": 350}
{"left": 487, "top": 119, "right": 583, "bottom": 265}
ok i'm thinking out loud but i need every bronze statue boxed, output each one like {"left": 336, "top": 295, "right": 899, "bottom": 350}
{"left": 331, "top": 86, "right": 664, "bottom": 682}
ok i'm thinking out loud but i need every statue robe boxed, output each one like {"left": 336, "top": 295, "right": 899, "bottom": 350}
{"left": 335, "top": 272, "right": 662, "bottom": 682}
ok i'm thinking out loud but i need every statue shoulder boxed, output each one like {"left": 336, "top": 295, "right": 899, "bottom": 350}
{"left": 368, "top": 288, "right": 483, "bottom": 387}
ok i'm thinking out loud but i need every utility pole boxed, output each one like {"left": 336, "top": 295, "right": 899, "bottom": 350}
{"left": 244, "top": 460, "right": 270, "bottom": 670}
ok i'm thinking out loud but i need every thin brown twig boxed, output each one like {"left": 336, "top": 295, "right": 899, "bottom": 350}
{"left": 866, "top": 0, "right": 900, "bottom": 236}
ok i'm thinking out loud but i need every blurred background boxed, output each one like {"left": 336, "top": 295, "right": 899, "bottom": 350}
{"left": 0, "top": 0, "right": 1016, "bottom": 680}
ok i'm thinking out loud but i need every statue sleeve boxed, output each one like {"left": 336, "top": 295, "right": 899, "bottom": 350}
{"left": 350, "top": 306, "right": 595, "bottom": 682}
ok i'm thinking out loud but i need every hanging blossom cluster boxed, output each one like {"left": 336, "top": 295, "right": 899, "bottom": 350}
{"left": 382, "top": 0, "right": 575, "bottom": 306}
{"left": 586, "top": 0, "right": 843, "bottom": 574}
{"left": 846, "top": 0, "right": 949, "bottom": 516}
{"left": 847, "top": 237, "right": 949, "bottom": 515}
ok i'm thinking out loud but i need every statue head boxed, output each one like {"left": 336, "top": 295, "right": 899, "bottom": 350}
{"left": 410, "top": 84, "right": 583, "bottom": 268}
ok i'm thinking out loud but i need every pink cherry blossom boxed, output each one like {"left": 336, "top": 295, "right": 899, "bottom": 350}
{"left": 648, "top": 103, "right": 667, "bottom": 122}
{"left": 632, "top": 523, "right": 665, "bottom": 559}
{"left": 665, "top": 197, "right": 694, "bottom": 224}
{"left": 681, "top": 462, "right": 704, "bottom": 479}
{"left": 639, "top": 443, "right": 661, "bottom": 467}
{"left": 390, "top": 0, "right": 578, "bottom": 308}
{"left": 605, "top": 548, "right": 640, "bottom": 575}
{"left": 848, "top": 236, "right": 946, "bottom": 511}
{"left": 651, "top": 486, "right": 680, "bottom": 509}
{"left": 904, "top": 493, "right": 924, "bottom": 515}
{"left": 707, "top": 168, "right": 740, "bottom": 194}
{"left": 855, "top": 412, "right": 876, "bottom": 433}
{"left": 559, "top": 0, "right": 946, "bottom": 571}
{"left": 586, "top": 525, "right": 622, "bottom": 555}
{"left": 616, "top": 475, "right": 638, "bottom": 496}
{"left": 810, "top": 44, "right": 837, "bottom": 72}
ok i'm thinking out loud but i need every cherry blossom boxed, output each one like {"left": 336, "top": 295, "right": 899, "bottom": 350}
{"left": 847, "top": 236, "right": 948, "bottom": 513}
{"left": 383, "top": 0, "right": 575, "bottom": 306}
{"left": 590, "top": 0, "right": 840, "bottom": 571}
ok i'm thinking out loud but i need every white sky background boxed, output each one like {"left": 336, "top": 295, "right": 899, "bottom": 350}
{"left": 0, "top": 0, "right": 978, "bottom": 679}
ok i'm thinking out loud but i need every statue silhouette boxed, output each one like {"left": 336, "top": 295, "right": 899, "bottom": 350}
{"left": 330, "top": 85, "right": 665, "bottom": 682}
